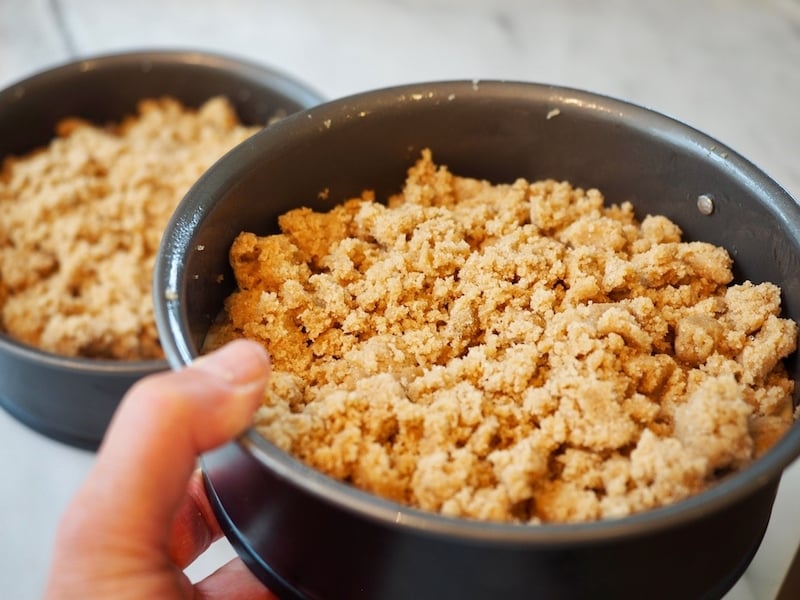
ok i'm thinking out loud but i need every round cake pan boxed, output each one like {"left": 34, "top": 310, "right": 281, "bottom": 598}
{"left": 0, "top": 49, "right": 324, "bottom": 450}
{"left": 155, "top": 80, "right": 800, "bottom": 599}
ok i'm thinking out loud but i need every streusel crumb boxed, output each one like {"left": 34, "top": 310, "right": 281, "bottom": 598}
{"left": 208, "top": 149, "right": 797, "bottom": 523}
{"left": 0, "top": 97, "right": 261, "bottom": 359}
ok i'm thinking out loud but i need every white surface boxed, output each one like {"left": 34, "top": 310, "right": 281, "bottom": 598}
{"left": 1, "top": 0, "right": 799, "bottom": 598}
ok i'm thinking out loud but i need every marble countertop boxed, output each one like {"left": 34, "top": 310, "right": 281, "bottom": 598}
{"left": 2, "top": 0, "right": 799, "bottom": 598}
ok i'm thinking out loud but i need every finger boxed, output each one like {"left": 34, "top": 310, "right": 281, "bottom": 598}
{"left": 169, "top": 469, "right": 223, "bottom": 568}
{"left": 194, "top": 558, "right": 278, "bottom": 600}
{"left": 79, "top": 339, "right": 271, "bottom": 552}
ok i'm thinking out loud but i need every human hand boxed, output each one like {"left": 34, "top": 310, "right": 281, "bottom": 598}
{"left": 45, "top": 339, "right": 275, "bottom": 599}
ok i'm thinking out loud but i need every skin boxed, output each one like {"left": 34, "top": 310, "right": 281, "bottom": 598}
{"left": 45, "top": 339, "right": 277, "bottom": 600}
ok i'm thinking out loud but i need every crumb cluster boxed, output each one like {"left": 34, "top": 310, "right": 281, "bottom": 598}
{"left": 0, "top": 97, "right": 261, "bottom": 359}
{"left": 208, "top": 149, "right": 797, "bottom": 523}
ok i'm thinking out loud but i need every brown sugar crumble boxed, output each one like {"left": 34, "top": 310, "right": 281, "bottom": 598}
{"left": 0, "top": 97, "right": 261, "bottom": 360}
{"left": 207, "top": 149, "right": 798, "bottom": 523}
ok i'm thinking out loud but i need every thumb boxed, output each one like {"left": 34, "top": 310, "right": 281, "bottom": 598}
{"left": 64, "top": 339, "right": 270, "bottom": 556}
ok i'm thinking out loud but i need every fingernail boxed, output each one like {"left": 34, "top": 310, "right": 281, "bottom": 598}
{"left": 191, "top": 339, "right": 271, "bottom": 393}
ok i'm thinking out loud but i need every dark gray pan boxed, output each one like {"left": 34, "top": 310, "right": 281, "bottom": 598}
{"left": 0, "top": 49, "right": 323, "bottom": 449}
{"left": 155, "top": 80, "right": 800, "bottom": 599}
